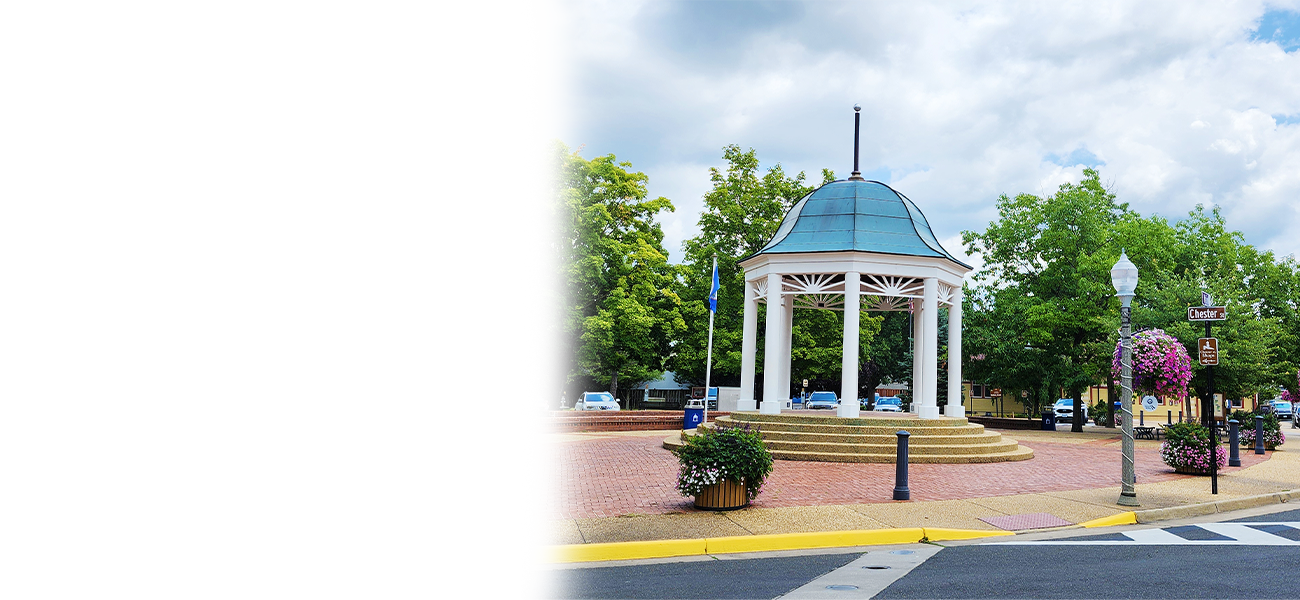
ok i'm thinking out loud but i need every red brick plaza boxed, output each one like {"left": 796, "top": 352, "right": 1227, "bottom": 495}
{"left": 557, "top": 429, "right": 1268, "bottom": 520}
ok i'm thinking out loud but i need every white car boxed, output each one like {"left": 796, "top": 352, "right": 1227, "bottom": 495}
{"left": 1053, "top": 399, "right": 1088, "bottom": 423}
{"left": 577, "top": 392, "right": 620, "bottom": 411}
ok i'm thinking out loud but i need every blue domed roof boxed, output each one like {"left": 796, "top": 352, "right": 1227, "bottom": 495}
{"left": 755, "top": 180, "right": 970, "bottom": 268}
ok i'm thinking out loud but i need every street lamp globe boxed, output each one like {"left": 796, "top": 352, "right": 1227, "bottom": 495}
{"left": 1110, "top": 250, "right": 1139, "bottom": 301}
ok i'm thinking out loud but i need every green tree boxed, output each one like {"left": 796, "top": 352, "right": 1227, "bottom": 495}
{"left": 669, "top": 145, "right": 826, "bottom": 388}
{"left": 557, "top": 143, "right": 684, "bottom": 396}
{"left": 1126, "top": 206, "right": 1288, "bottom": 413}
{"left": 963, "top": 169, "right": 1129, "bottom": 431}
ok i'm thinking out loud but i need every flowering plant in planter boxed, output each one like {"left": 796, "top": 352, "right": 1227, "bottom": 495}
{"left": 1112, "top": 329, "right": 1192, "bottom": 401}
{"left": 1159, "top": 422, "right": 1226, "bottom": 473}
{"left": 1232, "top": 409, "right": 1285, "bottom": 450}
{"left": 673, "top": 426, "right": 773, "bottom": 502}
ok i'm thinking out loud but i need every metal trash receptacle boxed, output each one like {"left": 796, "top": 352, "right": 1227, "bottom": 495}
{"left": 684, "top": 399, "right": 706, "bottom": 429}
{"left": 1041, "top": 411, "right": 1056, "bottom": 430}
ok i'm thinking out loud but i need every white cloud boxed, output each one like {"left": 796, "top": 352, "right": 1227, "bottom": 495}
{"left": 562, "top": 0, "right": 1300, "bottom": 263}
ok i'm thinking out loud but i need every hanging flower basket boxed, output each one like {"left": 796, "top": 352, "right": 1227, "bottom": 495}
{"left": 693, "top": 479, "right": 749, "bottom": 510}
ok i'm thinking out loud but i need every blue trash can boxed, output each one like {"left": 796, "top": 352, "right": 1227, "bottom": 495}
{"left": 684, "top": 399, "right": 705, "bottom": 429}
{"left": 1041, "top": 411, "right": 1056, "bottom": 430}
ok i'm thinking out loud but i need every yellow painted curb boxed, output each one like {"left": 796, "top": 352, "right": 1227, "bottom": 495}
{"left": 1079, "top": 512, "right": 1137, "bottom": 528}
{"left": 704, "top": 528, "right": 926, "bottom": 555}
{"left": 550, "top": 528, "right": 928, "bottom": 563}
{"left": 552, "top": 539, "right": 706, "bottom": 563}
{"left": 922, "top": 527, "right": 1014, "bottom": 541}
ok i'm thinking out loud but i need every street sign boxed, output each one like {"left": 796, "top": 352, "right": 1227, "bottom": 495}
{"left": 990, "top": 388, "right": 1002, "bottom": 398}
{"left": 802, "top": 379, "right": 809, "bottom": 387}
{"left": 1198, "top": 337, "right": 1219, "bottom": 366}
{"left": 1202, "top": 291, "right": 1212, "bottom": 307}
{"left": 1142, "top": 395, "right": 1158, "bottom": 411}
{"left": 1188, "top": 306, "right": 1226, "bottom": 321}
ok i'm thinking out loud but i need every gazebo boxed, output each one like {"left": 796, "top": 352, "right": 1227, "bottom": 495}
{"left": 736, "top": 174, "right": 972, "bottom": 419}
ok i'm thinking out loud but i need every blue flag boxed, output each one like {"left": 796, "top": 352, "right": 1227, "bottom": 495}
{"left": 708, "top": 262, "right": 720, "bottom": 313}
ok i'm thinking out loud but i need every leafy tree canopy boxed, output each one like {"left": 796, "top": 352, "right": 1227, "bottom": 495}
{"left": 557, "top": 142, "right": 684, "bottom": 394}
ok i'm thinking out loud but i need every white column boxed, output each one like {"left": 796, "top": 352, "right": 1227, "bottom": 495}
{"left": 780, "top": 293, "right": 794, "bottom": 411}
{"left": 761, "top": 273, "right": 784, "bottom": 414}
{"left": 738, "top": 278, "right": 758, "bottom": 411}
{"left": 911, "top": 301, "right": 923, "bottom": 414}
{"left": 946, "top": 287, "right": 965, "bottom": 418}
{"left": 919, "top": 277, "right": 940, "bottom": 419}
{"left": 839, "top": 272, "right": 861, "bottom": 417}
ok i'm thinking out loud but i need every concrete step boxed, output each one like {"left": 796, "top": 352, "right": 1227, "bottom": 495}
{"left": 769, "top": 445, "right": 1035, "bottom": 464}
{"left": 714, "top": 416, "right": 989, "bottom": 437}
{"left": 761, "top": 438, "right": 1023, "bottom": 456}
{"left": 727, "top": 412, "right": 974, "bottom": 429}
{"left": 748, "top": 429, "right": 1008, "bottom": 446}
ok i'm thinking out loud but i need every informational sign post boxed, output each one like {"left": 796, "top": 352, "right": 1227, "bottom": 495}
{"left": 1191, "top": 296, "right": 1225, "bottom": 495}
{"left": 1198, "top": 337, "right": 1219, "bottom": 366}
{"left": 1142, "top": 395, "right": 1158, "bottom": 412}
{"left": 1188, "top": 306, "right": 1226, "bottom": 321}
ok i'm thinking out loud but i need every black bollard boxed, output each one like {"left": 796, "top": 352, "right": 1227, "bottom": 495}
{"left": 1228, "top": 419, "right": 1241, "bottom": 467}
{"left": 1255, "top": 415, "right": 1266, "bottom": 455}
{"left": 893, "top": 431, "right": 911, "bottom": 501}
{"left": 1140, "top": 411, "right": 1144, "bottom": 426}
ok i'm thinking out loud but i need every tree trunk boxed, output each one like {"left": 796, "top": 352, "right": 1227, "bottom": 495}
{"left": 1071, "top": 388, "right": 1085, "bottom": 433}
{"left": 609, "top": 370, "right": 619, "bottom": 396}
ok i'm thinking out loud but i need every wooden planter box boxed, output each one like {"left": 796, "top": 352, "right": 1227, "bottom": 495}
{"left": 694, "top": 480, "right": 748, "bottom": 511}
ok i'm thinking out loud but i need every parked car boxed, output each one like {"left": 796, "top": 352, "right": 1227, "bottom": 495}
{"left": 873, "top": 396, "right": 903, "bottom": 412}
{"left": 1271, "top": 400, "right": 1293, "bottom": 420}
{"left": 527, "top": 392, "right": 548, "bottom": 415}
{"left": 577, "top": 392, "right": 620, "bottom": 411}
{"left": 1053, "top": 398, "right": 1088, "bottom": 423}
{"left": 806, "top": 391, "right": 839, "bottom": 410}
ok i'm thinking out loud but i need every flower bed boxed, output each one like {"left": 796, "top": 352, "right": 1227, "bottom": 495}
{"left": 1159, "top": 421, "right": 1226, "bottom": 473}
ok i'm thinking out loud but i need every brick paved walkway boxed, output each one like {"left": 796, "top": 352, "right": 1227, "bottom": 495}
{"left": 557, "top": 431, "right": 1270, "bottom": 519}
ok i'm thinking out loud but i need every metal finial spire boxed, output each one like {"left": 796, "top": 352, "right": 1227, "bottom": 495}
{"left": 849, "top": 104, "right": 864, "bottom": 181}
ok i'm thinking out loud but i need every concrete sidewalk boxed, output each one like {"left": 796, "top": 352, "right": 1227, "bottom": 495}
{"left": 553, "top": 427, "right": 1300, "bottom": 551}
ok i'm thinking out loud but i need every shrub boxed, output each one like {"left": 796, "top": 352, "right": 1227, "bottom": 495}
{"left": 1159, "top": 422, "right": 1226, "bottom": 471}
{"left": 1233, "top": 409, "right": 1285, "bottom": 449}
{"left": 674, "top": 425, "right": 774, "bottom": 501}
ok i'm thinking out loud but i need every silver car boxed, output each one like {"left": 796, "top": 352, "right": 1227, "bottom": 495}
{"left": 806, "top": 391, "right": 839, "bottom": 410}
{"left": 577, "top": 392, "right": 620, "bottom": 411}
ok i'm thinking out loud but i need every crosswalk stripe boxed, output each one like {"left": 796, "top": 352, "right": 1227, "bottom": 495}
{"left": 1197, "top": 523, "right": 1298, "bottom": 544}
{"left": 993, "top": 522, "right": 1300, "bottom": 545}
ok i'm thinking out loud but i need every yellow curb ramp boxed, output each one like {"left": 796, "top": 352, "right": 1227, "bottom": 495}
{"left": 1078, "top": 512, "right": 1137, "bottom": 528}
{"left": 551, "top": 527, "right": 1015, "bottom": 563}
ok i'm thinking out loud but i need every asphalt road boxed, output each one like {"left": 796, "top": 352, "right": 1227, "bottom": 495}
{"left": 554, "top": 508, "right": 1300, "bottom": 599}
{"left": 557, "top": 552, "right": 862, "bottom": 599}
{"left": 875, "top": 545, "right": 1300, "bottom": 599}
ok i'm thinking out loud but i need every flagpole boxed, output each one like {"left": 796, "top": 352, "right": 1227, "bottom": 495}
{"left": 704, "top": 256, "right": 717, "bottom": 424}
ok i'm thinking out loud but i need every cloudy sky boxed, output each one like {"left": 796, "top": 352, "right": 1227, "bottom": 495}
{"left": 559, "top": 1, "right": 1300, "bottom": 270}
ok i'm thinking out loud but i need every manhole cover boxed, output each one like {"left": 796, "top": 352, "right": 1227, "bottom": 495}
{"left": 862, "top": 565, "right": 892, "bottom": 570}
{"left": 889, "top": 550, "right": 915, "bottom": 555}
{"left": 826, "top": 585, "right": 860, "bottom": 590}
